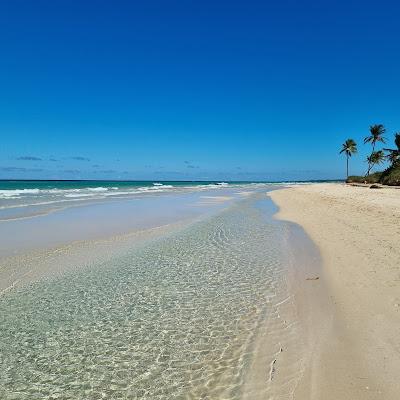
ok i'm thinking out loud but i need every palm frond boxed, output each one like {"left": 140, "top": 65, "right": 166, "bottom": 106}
{"left": 367, "top": 150, "right": 385, "bottom": 165}
{"left": 364, "top": 136, "right": 372, "bottom": 144}
{"left": 365, "top": 124, "right": 386, "bottom": 146}
{"left": 395, "top": 133, "right": 400, "bottom": 150}
{"left": 340, "top": 139, "right": 357, "bottom": 155}
{"left": 369, "top": 124, "right": 386, "bottom": 136}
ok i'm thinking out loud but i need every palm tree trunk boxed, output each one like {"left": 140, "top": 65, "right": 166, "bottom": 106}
{"left": 367, "top": 162, "right": 373, "bottom": 176}
{"left": 346, "top": 154, "right": 349, "bottom": 178}
{"left": 366, "top": 142, "right": 376, "bottom": 176}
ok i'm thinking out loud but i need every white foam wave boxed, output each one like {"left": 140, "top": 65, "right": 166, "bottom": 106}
{"left": 64, "top": 193, "right": 99, "bottom": 198}
{"left": 87, "top": 187, "right": 109, "bottom": 192}
{"left": 0, "top": 182, "right": 245, "bottom": 211}
{"left": 103, "top": 191, "right": 133, "bottom": 197}
{"left": 0, "top": 189, "right": 41, "bottom": 197}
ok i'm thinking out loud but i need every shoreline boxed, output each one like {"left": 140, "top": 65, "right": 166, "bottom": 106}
{"left": 269, "top": 183, "right": 400, "bottom": 399}
{"left": 242, "top": 210, "right": 326, "bottom": 399}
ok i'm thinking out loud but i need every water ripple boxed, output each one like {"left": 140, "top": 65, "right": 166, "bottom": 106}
{"left": 0, "top": 197, "right": 287, "bottom": 399}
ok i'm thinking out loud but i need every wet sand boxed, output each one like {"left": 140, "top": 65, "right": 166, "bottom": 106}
{"left": 269, "top": 183, "right": 400, "bottom": 399}
{"left": 242, "top": 212, "right": 327, "bottom": 399}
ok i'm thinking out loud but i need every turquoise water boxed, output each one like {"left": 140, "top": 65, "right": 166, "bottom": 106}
{"left": 0, "top": 179, "right": 334, "bottom": 221}
{"left": 0, "top": 180, "right": 237, "bottom": 192}
{"left": 0, "top": 194, "right": 289, "bottom": 399}
{"left": 0, "top": 180, "right": 251, "bottom": 220}
{"left": 0, "top": 179, "right": 330, "bottom": 191}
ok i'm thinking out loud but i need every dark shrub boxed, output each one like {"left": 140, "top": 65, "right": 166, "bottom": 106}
{"left": 379, "top": 161, "right": 400, "bottom": 186}
{"left": 347, "top": 172, "right": 382, "bottom": 184}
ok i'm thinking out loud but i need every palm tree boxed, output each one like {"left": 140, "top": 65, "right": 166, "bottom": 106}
{"left": 366, "top": 150, "right": 385, "bottom": 175}
{"left": 364, "top": 124, "right": 386, "bottom": 149}
{"left": 339, "top": 139, "right": 357, "bottom": 178}
{"left": 384, "top": 133, "right": 400, "bottom": 166}
{"left": 364, "top": 124, "right": 386, "bottom": 175}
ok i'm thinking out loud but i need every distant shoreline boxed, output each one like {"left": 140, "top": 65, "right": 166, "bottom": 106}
{"left": 0, "top": 178, "right": 343, "bottom": 183}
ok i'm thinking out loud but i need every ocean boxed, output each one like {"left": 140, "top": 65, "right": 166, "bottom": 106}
{"left": 0, "top": 180, "right": 329, "bottom": 221}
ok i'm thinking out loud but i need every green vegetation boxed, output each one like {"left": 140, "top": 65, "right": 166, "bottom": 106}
{"left": 347, "top": 172, "right": 382, "bottom": 184}
{"left": 380, "top": 161, "right": 400, "bottom": 186}
{"left": 384, "top": 133, "right": 400, "bottom": 166}
{"left": 339, "top": 139, "right": 357, "bottom": 178}
{"left": 342, "top": 125, "right": 400, "bottom": 186}
{"left": 366, "top": 150, "right": 385, "bottom": 175}
{"left": 364, "top": 124, "right": 386, "bottom": 175}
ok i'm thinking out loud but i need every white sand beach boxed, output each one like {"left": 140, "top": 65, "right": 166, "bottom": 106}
{"left": 270, "top": 183, "right": 400, "bottom": 399}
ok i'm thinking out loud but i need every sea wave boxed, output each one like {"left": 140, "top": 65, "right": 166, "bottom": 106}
{"left": 0, "top": 184, "right": 180, "bottom": 209}
{"left": 64, "top": 193, "right": 100, "bottom": 198}
{"left": 0, "top": 189, "right": 41, "bottom": 197}
{"left": 0, "top": 182, "right": 272, "bottom": 212}
{"left": 0, "top": 186, "right": 117, "bottom": 198}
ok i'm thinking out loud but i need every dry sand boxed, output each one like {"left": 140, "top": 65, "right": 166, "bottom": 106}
{"left": 269, "top": 183, "right": 400, "bottom": 399}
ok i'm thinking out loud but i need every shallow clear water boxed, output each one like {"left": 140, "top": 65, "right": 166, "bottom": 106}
{"left": 0, "top": 194, "right": 288, "bottom": 399}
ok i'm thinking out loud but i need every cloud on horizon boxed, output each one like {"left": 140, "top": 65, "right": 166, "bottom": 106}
{"left": 96, "top": 169, "right": 116, "bottom": 173}
{"left": 184, "top": 160, "right": 199, "bottom": 169}
{"left": 1, "top": 166, "right": 43, "bottom": 172}
{"left": 70, "top": 156, "right": 90, "bottom": 161}
{"left": 16, "top": 156, "right": 42, "bottom": 161}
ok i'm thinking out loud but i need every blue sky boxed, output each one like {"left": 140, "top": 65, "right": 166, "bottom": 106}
{"left": 1, "top": 0, "right": 399, "bottom": 181}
